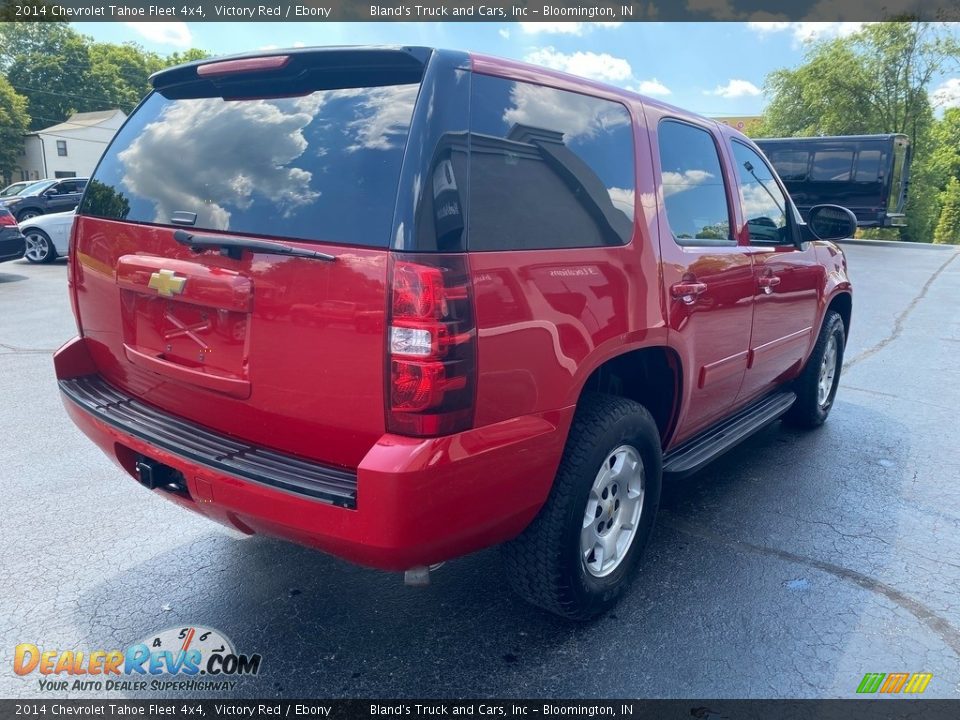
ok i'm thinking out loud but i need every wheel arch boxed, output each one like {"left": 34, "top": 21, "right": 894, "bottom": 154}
{"left": 573, "top": 344, "right": 683, "bottom": 448}
{"left": 826, "top": 291, "right": 852, "bottom": 341}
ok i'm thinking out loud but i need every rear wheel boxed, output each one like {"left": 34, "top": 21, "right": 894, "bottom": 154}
{"left": 24, "top": 229, "right": 56, "bottom": 264}
{"left": 783, "top": 309, "right": 845, "bottom": 429}
{"left": 503, "top": 393, "right": 662, "bottom": 620}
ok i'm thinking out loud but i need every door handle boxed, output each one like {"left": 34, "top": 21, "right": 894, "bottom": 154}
{"left": 671, "top": 282, "right": 707, "bottom": 305}
{"left": 758, "top": 275, "right": 781, "bottom": 294}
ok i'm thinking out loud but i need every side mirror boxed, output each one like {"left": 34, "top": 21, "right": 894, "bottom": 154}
{"left": 806, "top": 204, "right": 857, "bottom": 242}
{"left": 43, "top": 189, "right": 57, "bottom": 197}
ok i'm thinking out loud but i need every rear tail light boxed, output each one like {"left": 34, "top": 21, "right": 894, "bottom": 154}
{"left": 386, "top": 253, "right": 476, "bottom": 437}
{"left": 0, "top": 212, "right": 16, "bottom": 227}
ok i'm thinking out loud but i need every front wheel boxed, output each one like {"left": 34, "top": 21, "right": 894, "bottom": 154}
{"left": 16, "top": 209, "right": 40, "bottom": 223}
{"left": 503, "top": 393, "right": 662, "bottom": 620}
{"left": 24, "top": 229, "right": 56, "bottom": 264}
{"left": 783, "top": 309, "right": 846, "bottom": 429}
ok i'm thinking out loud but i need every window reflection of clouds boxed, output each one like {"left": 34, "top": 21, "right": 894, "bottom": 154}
{"left": 739, "top": 182, "right": 786, "bottom": 226}
{"left": 661, "top": 169, "right": 716, "bottom": 198}
{"left": 116, "top": 84, "right": 419, "bottom": 231}
{"left": 607, "top": 186, "right": 635, "bottom": 217}
{"left": 502, "top": 82, "right": 630, "bottom": 141}
{"left": 333, "top": 84, "right": 421, "bottom": 152}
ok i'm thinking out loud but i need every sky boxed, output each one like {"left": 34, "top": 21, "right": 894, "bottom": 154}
{"left": 71, "top": 21, "right": 960, "bottom": 117}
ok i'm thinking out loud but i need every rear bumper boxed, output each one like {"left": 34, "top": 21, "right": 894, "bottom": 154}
{"left": 0, "top": 231, "right": 25, "bottom": 263}
{"left": 55, "top": 336, "right": 572, "bottom": 570}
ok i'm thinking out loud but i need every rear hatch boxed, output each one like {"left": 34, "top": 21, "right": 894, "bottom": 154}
{"left": 72, "top": 48, "right": 429, "bottom": 469}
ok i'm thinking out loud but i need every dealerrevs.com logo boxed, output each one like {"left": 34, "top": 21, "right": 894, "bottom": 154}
{"left": 856, "top": 673, "right": 933, "bottom": 694}
{"left": 13, "top": 626, "right": 262, "bottom": 693}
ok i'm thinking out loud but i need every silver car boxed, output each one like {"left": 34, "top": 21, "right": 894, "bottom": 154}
{"left": 19, "top": 210, "right": 75, "bottom": 264}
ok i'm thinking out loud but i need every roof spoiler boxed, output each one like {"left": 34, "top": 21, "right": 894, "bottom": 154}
{"left": 150, "top": 46, "right": 435, "bottom": 92}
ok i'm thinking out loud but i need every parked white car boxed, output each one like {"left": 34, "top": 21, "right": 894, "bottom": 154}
{"left": 19, "top": 210, "right": 75, "bottom": 264}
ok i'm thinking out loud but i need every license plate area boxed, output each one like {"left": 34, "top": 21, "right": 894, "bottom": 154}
{"left": 124, "top": 295, "right": 249, "bottom": 379}
{"left": 116, "top": 255, "right": 253, "bottom": 396}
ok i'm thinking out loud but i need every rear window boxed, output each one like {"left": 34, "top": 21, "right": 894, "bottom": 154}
{"left": 810, "top": 150, "right": 854, "bottom": 182}
{"left": 855, "top": 149, "right": 885, "bottom": 182}
{"left": 80, "top": 83, "right": 421, "bottom": 248}
{"left": 767, "top": 149, "right": 810, "bottom": 181}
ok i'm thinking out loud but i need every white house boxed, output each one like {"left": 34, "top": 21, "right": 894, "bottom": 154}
{"left": 15, "top": 109, "right": 127, "bottom": 182}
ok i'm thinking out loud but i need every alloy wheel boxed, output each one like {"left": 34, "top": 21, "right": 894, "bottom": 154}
{"left": 580, "top": 444, "right": 645, "bottom": 578}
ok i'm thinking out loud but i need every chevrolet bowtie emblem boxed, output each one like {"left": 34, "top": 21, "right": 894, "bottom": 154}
{"left": 147, "top": 269, "right": 187, "bottom": 297}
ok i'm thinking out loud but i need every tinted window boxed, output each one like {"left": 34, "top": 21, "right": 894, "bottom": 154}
{"left": 469, "top": 75, "right": 635, "bottom": 251}
{"left": 810, "top": 150, "right": 853, "bottom": 181}
{"left": 731, "top": 142, "right": 790, "bottom": 244}
{"left": 855, "top": 149, "right": 884, "bottom": 182}
{"left": 657, "top": 120, "right": 732, "bottom": 245}
{"left": 58, "top": 179, "right": 85, "bottom": 194}
{"left": 767, "top": 149, "right": 809, "bottom": 181}
{"left": 80, "top": 83, "right": 420, "bottom": 248}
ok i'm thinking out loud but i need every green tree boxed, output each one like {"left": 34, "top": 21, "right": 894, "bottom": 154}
{"left": 933, "top": 177, "right": 960, "bottom": 245}
{"left": 0, "top": 74, "right": 29, "bottom": 182}
{"left": 1, "top": 23, "right": 210, "bottom": 128}
{"left": 0, "top": 21, "right": 72, "bottom": 69}
{"left": 87, "top": 42, "right": 162, "bottom": 113}
{"left": 165, "top": 48, "right": 210, "bottom": 66}
{"left": 757, "top": 22, "right": 960, "bottom": 242}
{"left": 4, "top": 24, "right": 96, "bottom": 130}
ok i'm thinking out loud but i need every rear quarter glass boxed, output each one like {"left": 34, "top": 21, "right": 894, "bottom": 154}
{"left": 79, "top": 83, "right": 421, "bottom": 248}
{"left": 468, "top": 74, "right": 636, "bottom": 251}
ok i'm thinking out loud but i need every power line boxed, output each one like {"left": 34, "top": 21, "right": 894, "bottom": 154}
{"left": 28, "top": 115, "right": 123, "bottom": 133}
{"left": 11, "top": 83, "right": 136, "bottom": 109}
{"left": 26, "top": 131, "right": 110, "bottom": 145}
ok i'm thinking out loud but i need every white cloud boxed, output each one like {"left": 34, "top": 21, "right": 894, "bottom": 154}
{"left": 747, "top": 21, "right": 790, "bottom": 33}
{"left": 634, "top": 78, "right": 671, "bottom": 96}
{"left": 708, "top": 79, "right": 762, "bottom": 98}
{"left": 518, "top": 22, "right": 622, "bottom": 36}
{"left": 124, "top": 22, "right": 192, "bottom": 47}
{"left": 524, "top": 47, "right": 632, "bottom": 83}
{"left": 747, "top": 21, "right": 866, "bottom": 44}
{"left": 293, "top": 41, "right": 306, "bottom": 48}
{"left": 499, "top": 28, "right": 510, "bottom": 39}
{"left": 932, "top": 78, "right": 960, "bottom": 109}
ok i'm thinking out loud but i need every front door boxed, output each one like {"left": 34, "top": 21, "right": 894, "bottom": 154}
{"left": 47, "top": 180, "right": 85, "bottom": 213}
{"left": 651, "top": 116, "right": 756, "bottom": 443}
{"left": 727, "top": 139, "right": 822, "bottom": 404}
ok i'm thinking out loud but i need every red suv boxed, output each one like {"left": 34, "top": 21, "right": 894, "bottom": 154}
{"left": 55, "top": 47, "right": 854, "bottom": 619}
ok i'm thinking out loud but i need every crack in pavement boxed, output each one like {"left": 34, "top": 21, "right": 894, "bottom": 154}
{"left": 0, "top": 342, "right": 56, "bottom": 355}
{"left": 664, "top": 518, "right": 960, "bottom": 657}
{"left": 844, "top": 249, "right": 959, "bottom": 370}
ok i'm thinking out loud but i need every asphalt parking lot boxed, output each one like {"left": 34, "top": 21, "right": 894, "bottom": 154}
{"left": 2, "top": 241, "right": 959, "bottom": 699}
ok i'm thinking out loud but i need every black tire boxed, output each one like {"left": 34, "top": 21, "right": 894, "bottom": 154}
{"left": 23, "top": 229, "right": 56, "bottom": 264}
{"left": 783, "top": 309, "right": 845, "bottom": 429}
{"left": 503, "top": 393, "right": 662, "bottom": 620}
{"left": 16, "top": 209, "right": 41, "bottom": 223}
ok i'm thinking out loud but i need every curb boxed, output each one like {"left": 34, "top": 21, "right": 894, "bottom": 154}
{"left": 836, "top": 238, "right": 959, "bottom": 250}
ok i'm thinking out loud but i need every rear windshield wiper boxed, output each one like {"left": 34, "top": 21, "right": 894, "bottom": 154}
{"left": 173, "top": 229, "right": 336, "bottom": 262}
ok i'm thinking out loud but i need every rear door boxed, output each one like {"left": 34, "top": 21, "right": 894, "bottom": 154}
{"left": 728, "top": 139, "right": 822, "bottom": 404}
{"left": 650, "top": 115, "right": 756, "bottom": 442}
{"left": 72, "top": 50, "right": 427, "bottom": 469}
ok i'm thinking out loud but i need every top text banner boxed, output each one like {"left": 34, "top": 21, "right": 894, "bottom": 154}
{"left": 3, "top": 0, "right": 960, "bottom": 21}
